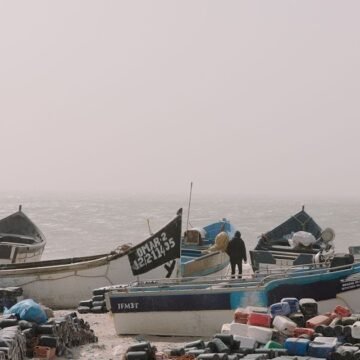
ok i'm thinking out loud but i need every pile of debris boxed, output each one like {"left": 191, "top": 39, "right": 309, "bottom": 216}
{"left": 124, "top": 298, "right": 360, "bottom": 360}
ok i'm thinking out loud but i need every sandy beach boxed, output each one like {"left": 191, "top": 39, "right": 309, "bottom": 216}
{"left": 55, "top": 310, "right": 203, "bottom": 360}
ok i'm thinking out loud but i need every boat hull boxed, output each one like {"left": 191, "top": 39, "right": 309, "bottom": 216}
{"left": 0, "top": 251, "right": 180, "bottom": 309}
{"left": 113, "top": 310, "right": 234, "bottom": 337}
{"left": 181, "top": 250, "right": 230, "bottom": 277}
{"left": 0, "top": 209, "right": 46, "bottom": 264}
{"left": 108, "top": 262, "right": 360, "bottom": 336}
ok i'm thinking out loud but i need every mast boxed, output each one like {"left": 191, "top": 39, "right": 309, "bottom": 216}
{"left": 186, "top": 182, "right": 193, "bottom": 233}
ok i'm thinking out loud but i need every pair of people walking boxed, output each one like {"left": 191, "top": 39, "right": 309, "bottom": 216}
{"left": 226, "top": 230, "right": 247, "bottom": 278}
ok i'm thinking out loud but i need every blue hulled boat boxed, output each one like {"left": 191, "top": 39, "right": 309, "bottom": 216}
{"left": 250, "top": 207, "right": 335, "bottom": 272}
{"left": 107, "top": 249, "right": 360, "bottom": 336}
{"left": 180, "top": 218, "right": 236, "bottom": 277}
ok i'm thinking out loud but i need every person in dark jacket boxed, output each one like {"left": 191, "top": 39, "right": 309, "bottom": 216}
{"left": 227, "top": 230, "right": 247, "bottom": 278}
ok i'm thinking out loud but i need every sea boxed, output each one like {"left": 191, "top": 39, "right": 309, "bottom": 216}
{"left": 0, "top": 192, "right": 359, "bottom": 260}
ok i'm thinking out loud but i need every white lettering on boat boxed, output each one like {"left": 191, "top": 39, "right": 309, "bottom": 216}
{"left": 131, "top": 231, "right": 176, "bottom": 272}
{"left": 118, "top": 302, "right": 139, "bottom": 310}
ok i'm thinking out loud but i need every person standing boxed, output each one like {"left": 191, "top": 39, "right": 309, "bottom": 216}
{"left": 227, "top": 230, "right": 247, "bottom": 278}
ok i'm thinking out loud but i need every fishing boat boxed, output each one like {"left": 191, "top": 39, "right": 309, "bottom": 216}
{"left": 0, "top": 206, "right": 46, "bottom": 264}
{"left": 181, "top": 217, "right": 235, "bottom": 277}
{"left": 183, "top": 218, "right": 235, "bottom": 250}
{"left": 250, "top": 206, "right": 335, "bottom": 272}
{"left": 0, "top": 209, "right": 235, "bottom": 308}
{"left": 107, "top": 248, "right": 360, "bottom": 337}
{"left": 179, "top": 182, "right": 235, "bottom": 277}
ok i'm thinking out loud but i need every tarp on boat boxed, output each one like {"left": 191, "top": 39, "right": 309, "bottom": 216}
{"left": 255, "top": 209, "right": 322, "bottom": 250}
{"left": 128, "top": 209, "right": 182, "bottom": 275}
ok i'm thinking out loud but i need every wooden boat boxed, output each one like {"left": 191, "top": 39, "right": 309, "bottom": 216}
{"left": 181, "top": 217, "right": 235, "bottom": 277}
{"left": 183, "top": 218, "right": 236, "bottom": 250}
{"left": 0, "top": 206, "right": 46, "bottom": 264}
{"left": 249, "top": 206, "right": 334, "bottom": 272}
{"left": 0, "top": 209, "right": 234, "bottom": 308}
{"left": 107, "top": 249, "right": 360, "bottom": 337}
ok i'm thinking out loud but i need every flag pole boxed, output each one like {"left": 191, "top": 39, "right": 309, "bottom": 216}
{"left": 186, "top": 182, "right": 193, "bottom": 234}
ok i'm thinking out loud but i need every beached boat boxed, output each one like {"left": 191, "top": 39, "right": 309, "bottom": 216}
{"left": 183, "top": 218, "right": 236, "bottom": 250}
{"left": 250, "top": 207, "right": 334, "bottom": 272}
{"left": 107, "top": 249, "right": 360, "bottom": 337}
{"left": 0, "top": 209, "right": 234, "bottom": 308}
{"left": 0, "top": 206, "right": 46, "bottom": 264}
{"left": 181, "top": 217, "right": 235, "bottom": 277}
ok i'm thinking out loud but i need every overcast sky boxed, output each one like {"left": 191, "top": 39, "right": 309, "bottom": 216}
{"left": 1, "top": 1, "right": 359, "bottom": 197}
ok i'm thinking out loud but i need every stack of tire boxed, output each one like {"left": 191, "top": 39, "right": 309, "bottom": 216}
{"left": 77, "top": 289, "right": 108, "bottom": 314}
{"left": 77, "top": 284, "right": 127, "bottom": 314}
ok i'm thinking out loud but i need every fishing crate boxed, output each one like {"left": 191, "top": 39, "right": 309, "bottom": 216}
{"left": 33, "top": 346, "right": 56, "bottom": 359}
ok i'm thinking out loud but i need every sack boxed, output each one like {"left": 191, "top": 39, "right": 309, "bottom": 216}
{"left": 289, "top": 231, "right": 316, "bottom": 247}
{"left": 4, "top": 299, "right": 48, "bottom": 324}
{"left": 209, "top": 232, "right": 229, "bottom": 253}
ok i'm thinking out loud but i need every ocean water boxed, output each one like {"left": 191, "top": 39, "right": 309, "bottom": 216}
{"left": 0, "top": 193, "right": 359, "bottom": 260}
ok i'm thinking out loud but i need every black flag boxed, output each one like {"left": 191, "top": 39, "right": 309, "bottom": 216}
{"left": 128, "top": 209, "right": 182, "bottom": 275}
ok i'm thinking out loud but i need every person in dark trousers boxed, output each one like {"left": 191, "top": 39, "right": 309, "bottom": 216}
{"left": 227, "top": 230, "right": 247, "bottom": 278}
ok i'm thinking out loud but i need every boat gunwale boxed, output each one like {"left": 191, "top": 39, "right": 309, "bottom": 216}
{"left": 0, "top": 250, "right": 124, "bottom": 276}
{"left": 109, "top": 260, "right": 360, "bottom": 296}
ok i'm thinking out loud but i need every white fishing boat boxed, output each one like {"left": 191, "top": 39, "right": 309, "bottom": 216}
{"left": 107, "top": 249, "right": 360, "bottom": 337}
{"left": 0, "top": 206, "right": 46, "bottom": 264}
{"left": 0, "top": 209, "right": 234, "bottom": 308}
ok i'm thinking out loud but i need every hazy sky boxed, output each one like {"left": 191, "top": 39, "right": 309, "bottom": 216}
{"left": 1, "top": 1, "right": 359, "bottom": 197}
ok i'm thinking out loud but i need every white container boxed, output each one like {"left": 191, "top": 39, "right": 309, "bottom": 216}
{"left": 313, "top": 336, "right": 338, "bottom": 347}
{"left": 221, "top": 323, "right": 230, "bottom": 334}
{"left": 272, "top": 315, "right": 297, "bottom": 336}
{"left": 229, "top": 322, "right": 249, "bottom": 337}
{"left": 351, "top": 321, "right": 360, "bottom": 339}
{"left": 247, "top": 325, "right": 273, "bottom": 344}
{"left": 233, "top": 335, "right": 257, "bottom": 349}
